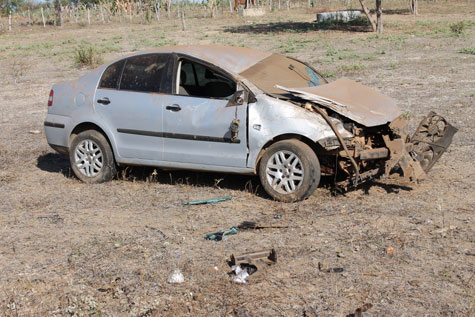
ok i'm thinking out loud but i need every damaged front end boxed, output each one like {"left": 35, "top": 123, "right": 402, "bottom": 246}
{"left": 318, "top": 110, "right": 458, "bottom": 189}
{"left": 275, "top": 78, "right": 457, "bottom": 190}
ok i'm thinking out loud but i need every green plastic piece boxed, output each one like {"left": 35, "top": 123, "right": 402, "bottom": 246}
{"left": 183, "top": 195, "right": 232, "bottom": 206}
{"left": 204, "top": 226, "right": 239, "bottom": 241}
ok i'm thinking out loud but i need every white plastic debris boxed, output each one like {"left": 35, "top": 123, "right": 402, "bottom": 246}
{"left": 167, "top": 269, "right": 184, "bottom": 284}
{"left": 232, "top": 265, "right": 249, "bottom": 284}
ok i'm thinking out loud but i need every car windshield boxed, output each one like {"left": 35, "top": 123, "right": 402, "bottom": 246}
{"left": 240, "top": 54, "right": 322, "bottom": 95}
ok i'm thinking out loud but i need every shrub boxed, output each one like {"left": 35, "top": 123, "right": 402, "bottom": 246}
{"left": 449, "top": 21, "right": 465, "bottom": 35}
{"left": 73, "top": 45, "right": 103, "bottom": 68}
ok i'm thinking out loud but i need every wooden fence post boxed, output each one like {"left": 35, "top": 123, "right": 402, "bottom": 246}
{"left": 181, "top": 11, "right": 186, "bottom": 30}
{"left": 41, "top": 7, "right": 46, "bottom": 27}
{"left": 155, "top": 1, "right": 164, "bottom": 22}
{"left": 8, "top": 12, "right": 12, "bottom": 31}
{"left": 100, "top": 5, "right": 105, "bottom": 24}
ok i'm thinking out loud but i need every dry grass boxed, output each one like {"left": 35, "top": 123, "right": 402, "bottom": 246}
{"left": 0, "top": 1, "right": 474, "bottom": 315}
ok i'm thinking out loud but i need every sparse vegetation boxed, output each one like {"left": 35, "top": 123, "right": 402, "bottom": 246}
{"left": 341, "top": 62, "right": 367, "bottom": 72}
{"left": 450, "top": 21, "right": 466, "bottom": 35}
{"left": 73, "top": 44, "right": 103, "bottom": 68}
{"left": 457, "top": 47, "right": 475, "bottom": 55}
{"left": 9, "top": 58, "right": 31, "bottom": 83}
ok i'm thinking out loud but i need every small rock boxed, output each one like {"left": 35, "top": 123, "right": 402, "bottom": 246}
{"left": 385, "top": 247, "right": 394, "bottom": 255}
{"left": 167, "top": 269, "right": 184, "bottom": 284}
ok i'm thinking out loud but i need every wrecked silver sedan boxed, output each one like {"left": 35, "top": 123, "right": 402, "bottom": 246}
{"left": 44, "top": 45, "right": 457, "bottom": 202}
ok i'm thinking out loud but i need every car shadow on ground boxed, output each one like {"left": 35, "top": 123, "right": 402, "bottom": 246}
{"left": 36, "top": 153, "right": 412, "bottom": 199}
{"left": 355, "top": 180, "right": 413, "bottom": 195}
{"left": 37, "top": 153, "right": 73, "bottom": 178}
{"left": 223, "top": 20, "right": 371, "bottom": 34}
{"left": 36, "top": 152, "right": 267, "bottom": 196}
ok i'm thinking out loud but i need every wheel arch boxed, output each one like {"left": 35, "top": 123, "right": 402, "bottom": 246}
{"left": 253, "top": 133, "right": 324, "bottom": 173}
{"left": 69, "top": 122, "right": 116, "bottom": 157}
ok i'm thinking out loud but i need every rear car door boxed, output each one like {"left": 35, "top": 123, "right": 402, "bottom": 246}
{"left": 94, "top": 53, "right": 172, "bottom": 161}
{"left": 162, "top": 57, "right": 248, "bottom": 167}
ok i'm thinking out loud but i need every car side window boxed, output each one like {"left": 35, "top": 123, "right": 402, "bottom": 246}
{"left": 120, "top": 54, "right": 168, "bottom": 93}
{"left": 177, "top": 60, "right": 236, "bottom": 99}
{"left": 99, "top": 59, "right": 125, "bottom": 89}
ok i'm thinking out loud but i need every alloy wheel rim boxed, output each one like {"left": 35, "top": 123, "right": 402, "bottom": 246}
{"left": 265, "top": 150, "right": 304, "bottom": 194}
{"left": 74, "top": 139, "right": 103, "bottom": 177}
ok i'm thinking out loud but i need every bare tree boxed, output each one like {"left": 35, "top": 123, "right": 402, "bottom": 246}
{"left": 358, "top": 0, "right": 383, "bottom": 33}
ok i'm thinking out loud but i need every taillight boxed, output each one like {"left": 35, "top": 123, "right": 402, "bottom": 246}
{"left": 48, "top": 90, "right": 54, "bottom": 107}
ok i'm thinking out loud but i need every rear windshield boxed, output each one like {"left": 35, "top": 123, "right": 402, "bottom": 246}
{"left": 240, "top": 54, "right": 322, "bottom": 95}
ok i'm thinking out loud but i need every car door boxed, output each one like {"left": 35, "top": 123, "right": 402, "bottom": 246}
{"left": 94, "top": 53, "right": 171, "bottom": 161}
{"left": 162, "top": 57, "right": 248, "bottom": 167}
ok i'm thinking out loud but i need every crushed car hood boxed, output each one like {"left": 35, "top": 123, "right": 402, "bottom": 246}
{"left": 277, "top": 78, "right": 401, "bottom": 127}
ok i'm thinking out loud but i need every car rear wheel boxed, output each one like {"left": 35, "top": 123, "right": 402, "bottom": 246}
{"left": 259, "top": 139, "right": 320, "bottom": 202}
{"left": 69, "top": 130, "right": 116, "bottom": 183}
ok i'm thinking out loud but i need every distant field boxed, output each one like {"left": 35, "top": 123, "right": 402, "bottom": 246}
{"left": 0, "top": 1, "right": 474, "bottom": 315}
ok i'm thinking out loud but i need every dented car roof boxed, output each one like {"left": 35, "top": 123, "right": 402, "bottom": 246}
{"left": 140, "top": 44, "right": 272, "bottom": 74}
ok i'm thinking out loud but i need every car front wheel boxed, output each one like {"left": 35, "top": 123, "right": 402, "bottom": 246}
{"left": 259, "top": 139, "right": 320, "bottom": 202}
{"left": 69, "top": 130, "right": 116, "bottom": 183}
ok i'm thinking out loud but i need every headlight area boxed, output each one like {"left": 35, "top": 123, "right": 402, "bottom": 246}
{"left": 316, "top": 122, "right": 394, "bottom": 183}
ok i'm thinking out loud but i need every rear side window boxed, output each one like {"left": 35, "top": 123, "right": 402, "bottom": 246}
{"left": 120, "top": 54, "right": 168, "bottom": 93}
{"left": 99, "top": 60, "right": 125, "bottom": 89}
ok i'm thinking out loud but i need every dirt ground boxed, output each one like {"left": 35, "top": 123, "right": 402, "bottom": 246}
{"left": 0, "top": 1, "right": 474, "bottom": 315}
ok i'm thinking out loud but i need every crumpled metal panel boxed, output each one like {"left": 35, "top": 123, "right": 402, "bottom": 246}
{"left": 247, "top": 94, "right": 353, "bottom": 170}
{"left": 277, "top": 78, "right": 401, "bottom": 127}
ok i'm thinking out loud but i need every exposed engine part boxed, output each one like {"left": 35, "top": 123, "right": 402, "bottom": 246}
{"left": 306, "top": 102, "right": 361, "bottom": 184}
{"left": 410, "top": 111, "right": 458, "bottom": 172}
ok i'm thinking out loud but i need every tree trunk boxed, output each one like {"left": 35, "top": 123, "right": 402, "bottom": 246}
{"left": 358, "top": 0, "right": 376, "bottom": 32}
{"left": 376, "top": 0, "right": 383, "bottom": 33}
{"left": 55, "top": 0, "right": 62, "bottom": 26}
{"left": 410, "top": 0, "right": 418, "bottom": 15}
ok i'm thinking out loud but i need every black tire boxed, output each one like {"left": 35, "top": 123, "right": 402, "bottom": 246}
{"left": 69, "top": 130, "right": 116, "bottom": 183}
{"left": 258, "top": 139, "right": 320, "bottom": 202}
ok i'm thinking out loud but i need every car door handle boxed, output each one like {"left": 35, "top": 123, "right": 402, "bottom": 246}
{"left": 97, "top": 97, "right": 111, "bottom": 105}
{"left": 166, "top": 104, "right": 181, "bottom": 112}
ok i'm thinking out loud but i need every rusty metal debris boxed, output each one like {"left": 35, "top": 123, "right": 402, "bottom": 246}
{"left": 346, "top": 303, "right": 373, "bottom": 317}
{"left": 230, "top": 249, "right": 277, "bottom": 266}
{"left": 229, "top": 249, "right": 277, "bottom": 283}
{"left": 318, "top": 262, "right": 344, "bottom": 273}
